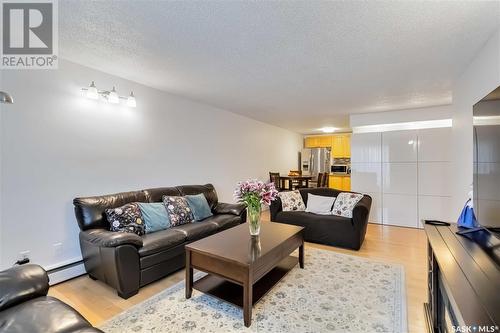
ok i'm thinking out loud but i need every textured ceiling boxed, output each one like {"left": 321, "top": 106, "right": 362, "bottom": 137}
{"left": 60, "top": 1, "right": 500, "bottom": 134}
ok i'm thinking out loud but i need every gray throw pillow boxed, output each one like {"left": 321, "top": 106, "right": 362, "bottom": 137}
{"left": 138, "top": 202, "right": 171, "bottom": 233}
{"left": 185, "top": 194, "right": 213, "bottom": 221}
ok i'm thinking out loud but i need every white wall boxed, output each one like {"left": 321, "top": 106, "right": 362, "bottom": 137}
{"left": 452, "top": 28, "right": 500, "bottom": 215}
{"left": 0, "top": 60, "right": 302, "bottom": 270}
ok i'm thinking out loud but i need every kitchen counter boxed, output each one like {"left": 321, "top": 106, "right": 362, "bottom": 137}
{"left": 330, "top": 173, "right": 350, "bottom": 177}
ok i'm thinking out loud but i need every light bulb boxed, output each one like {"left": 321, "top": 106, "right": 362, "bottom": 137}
{"left": 321, "top": 127, "right": 337, "bottom": 133}
{"left": 108, "top": 86, "right": 119, "bottom": 104}
{"left": 86, "top": 81, "right": 98, "bottom": 100}
{"left": 127, "top": 91, "right": 136, "bottom": 108}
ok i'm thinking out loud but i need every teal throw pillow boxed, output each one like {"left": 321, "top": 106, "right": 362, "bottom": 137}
{"left": 185, "top": 194, "right": 213, "bottom": 221}
{"left": 138, "top": 202, "right": 170, "bottom": 234}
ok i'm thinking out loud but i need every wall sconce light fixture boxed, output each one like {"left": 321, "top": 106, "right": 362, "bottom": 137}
{"left": 0, "top": 91, "right": 14, "bottom": 104}
{"left": 82, "top": 82, "right": 136, "bottom": 107}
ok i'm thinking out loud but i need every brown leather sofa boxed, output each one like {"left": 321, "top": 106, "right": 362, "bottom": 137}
{"left": 0, "top": 264, "right": 102, "bottom": 333}
{"left": 74, "top": 184, "right": 246, "bottom": 299}
{"left": 270, "top": 188, "right": 371, "bottom": 250}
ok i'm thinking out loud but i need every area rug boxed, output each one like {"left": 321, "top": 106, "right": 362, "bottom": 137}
{"left": 100, "top": 248, "right": 407, "bottom": 333}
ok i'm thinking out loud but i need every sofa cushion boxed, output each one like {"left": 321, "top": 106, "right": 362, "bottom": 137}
{"left": 202, "top": 214, "right": 241, "bottom": 231}
{"left": 162, "top": 196, "right": 194, "bottom": 227}
{"left": 139, "top": 242, "right": 185, "bottom": 270}
{"left": 0, "top": 296, "right": 100, "bottom": 333}
{"left": 106, "top": 203, "right": 145, "bottom": 236}
{"left": 138, "top": 229, "right": 186, "bottom": 257}
{"left": 274, "top": 211, "right": 361, "bottom": 249}
{"left": 170, "top": 221, "right": 218, "bottom": 241}
{"left": 275, "top": 211, "right": 352, "bottom": 228}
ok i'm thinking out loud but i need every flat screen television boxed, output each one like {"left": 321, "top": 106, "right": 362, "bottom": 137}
{"left": 472, "top": 86, "right": 500, "bottom": 236}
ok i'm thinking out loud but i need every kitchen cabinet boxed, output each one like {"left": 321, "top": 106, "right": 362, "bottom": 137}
{"left": 344, "top": 176, "right": 351, "bottom": 190}
{"left": 329, "top": 175, "right": 351, "bottom": 191}
{"left": 304, "top": 136, "right": 332, "bottom": 148}
{"left": 304, "top": 137, "right": 317, "bottom": 148}
{"left": 304, "top": 134, "right": 351, "bottom": 158}
{"left": 331, "top": 134, "right": 351, "bottom": 158}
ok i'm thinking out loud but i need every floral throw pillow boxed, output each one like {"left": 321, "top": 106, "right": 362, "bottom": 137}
{"left": 162, "top": 196, "right": 194, "bottom": 227}
{"left": 332, "top": 192, "right": 364, "bottom": 218}
{"left": 106, "top": 203, "right": 145, "bottom": 236}
{"left": 278, "top": 190, "right": 306, "bottom": 212}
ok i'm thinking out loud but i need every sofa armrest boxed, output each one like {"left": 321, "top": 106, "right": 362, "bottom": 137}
{"left": 80, "top": 229, "right": 143, "bottom": 248}
{"left": 213, "top": 202, "right": 246, "bottom": 216}
{"left": 270, "top": 197, "right": 283, "bottom": 221}
{"left": 352, "top": 195, "right": 372, "bottom": 230}
{"left": 0, "top": 264, "right": 49, "bottom": 311}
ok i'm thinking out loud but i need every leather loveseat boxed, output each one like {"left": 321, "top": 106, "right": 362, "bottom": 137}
{"left": 74, "top": 184, "right": 246, "bottom": 299}
{"left": 0, "top": 264, "right": 102, "bottom": 333}
{"left": 270, "top": 188, "right": 371, "bottom": 250}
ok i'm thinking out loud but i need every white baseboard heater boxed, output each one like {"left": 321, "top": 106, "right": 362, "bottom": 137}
{"left": 47, "top": 260, "right": 86, "bottom": 285}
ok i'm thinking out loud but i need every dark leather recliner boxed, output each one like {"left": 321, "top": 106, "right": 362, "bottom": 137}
{"left": 0, "top": 264, "right": 102, "bottom": 333}
{"left": 270, "top": 188, "right": 372, "bottom": 250}
{"left": 74, "top": 184, "right": 246, "bottom": 299}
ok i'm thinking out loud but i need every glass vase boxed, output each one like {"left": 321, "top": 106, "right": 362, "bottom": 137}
{"left": 247, "top": 203, "right": 262, "bottom": 236}
{"left": 248, "top": 236, "right": 262, "bottom": 261}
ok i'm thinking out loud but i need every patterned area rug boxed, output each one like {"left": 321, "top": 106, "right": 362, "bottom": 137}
{"left": 100, "top": 248, "right": 407, "bottom": 333}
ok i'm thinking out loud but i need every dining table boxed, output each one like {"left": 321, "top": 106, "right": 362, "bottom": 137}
{"left": 279, "top": 175, "right": 313, "bottom": 190}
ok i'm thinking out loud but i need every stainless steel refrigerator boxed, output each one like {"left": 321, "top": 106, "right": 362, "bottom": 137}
{"left": 301, "top": 148, "right": 331, "bottom": 179}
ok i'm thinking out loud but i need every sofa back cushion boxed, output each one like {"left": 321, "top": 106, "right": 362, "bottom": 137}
{"left": 74, "top": 184, "right": 219, "bottom": 231}
{"left": 74, "top": 190, "right": 149, "bottom": 231}
{"left": 176, "top": 184, "right": 219, "bottom": 210}
{"left": 143, "top": 187, "right": 181, "bottom": 203}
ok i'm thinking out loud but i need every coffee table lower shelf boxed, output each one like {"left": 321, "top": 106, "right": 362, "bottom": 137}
{"left": 192, "top": 255, "right": 298, "bottom": 308}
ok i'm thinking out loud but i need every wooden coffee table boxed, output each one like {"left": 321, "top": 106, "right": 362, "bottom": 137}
{"left": 185, "top": 222, "right": 304, "bottom": 327}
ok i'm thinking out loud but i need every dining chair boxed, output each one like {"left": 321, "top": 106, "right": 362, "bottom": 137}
{"left": 322, "top": 172, "right": 330, "bottom": 187}
{"left": 314, "top": 172, "right": 324, "bottom": 187}
{"left": 269, "top": 172, "right": 282, "bottom": 191}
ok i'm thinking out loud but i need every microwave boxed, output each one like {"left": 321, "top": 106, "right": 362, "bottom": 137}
{"left": 331, "top": 164, "right": 350, "bottom": 174}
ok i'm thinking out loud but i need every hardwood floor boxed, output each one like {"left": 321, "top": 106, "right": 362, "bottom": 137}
{"left": 49, "top": 212, "right": 427, "bottom": 332}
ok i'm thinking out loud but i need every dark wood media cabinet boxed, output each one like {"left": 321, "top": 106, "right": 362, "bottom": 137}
{"left": 424, "top": 224, "right": 499, "bottom": 333}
